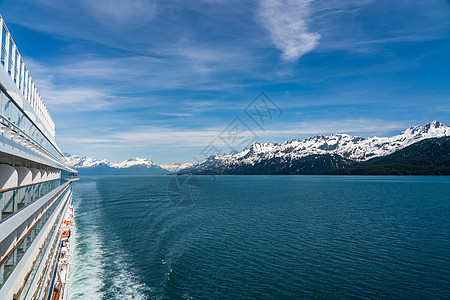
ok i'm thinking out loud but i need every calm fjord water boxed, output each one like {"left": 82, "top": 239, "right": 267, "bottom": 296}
{"left": 68, "top": 175, "right": 450, "bottom": 299}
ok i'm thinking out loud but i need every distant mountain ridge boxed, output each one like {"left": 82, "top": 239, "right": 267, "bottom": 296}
{"left": 65, "top": 155, "right": 157, "bottom": 169}
{"left": 65, "top": 121, "right": 450, "bottom": 175}
{"left": 189, "top": 136, "right": 450, "bottom": 175}
{"left": 63, "top": 155, "right": 193, "bottom": 175}
{"left": 180, "top": 121, "right": 450, "bottom": 175}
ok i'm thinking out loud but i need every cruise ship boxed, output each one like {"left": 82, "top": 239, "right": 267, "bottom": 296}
{"left": 0, "top": 14, "right": 77, "bottom": 300}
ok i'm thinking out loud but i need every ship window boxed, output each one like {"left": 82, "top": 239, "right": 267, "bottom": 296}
{"left": 1, "top": 92, "right": 9, "bottom": 115}
{"left": 13, "top": 50, "right": 19, "bottom": 84}
{"left": 1, "top": 25, "right": 6, "bottom": 47}
{"left": 0, "top": 92, "right": 5, "bottom": 115}
{"left": 19, "top": 59, "right": 23, "bottom": 84}
{"left": 7, "top": 38, "right": 13, "bottom": 76}
{"left": 0, "top": 47, "right": 5, "bottom": 66}
{"left": 0, "top": 26, "right": 5, "bottom": 66}
{"left": 1, "top": 26, "right": 6, "bottom": 66}
{"left": 8, "top": 37, "right": 12, "bottom": 60}
{"left": 10, "top": 104, "right": 18, "bottom": 124}
{"left": 17, "top": 113, "right": 23, "bottom": 127}
{"left": 24, "top": 71, "right": 28, "bottom": 95}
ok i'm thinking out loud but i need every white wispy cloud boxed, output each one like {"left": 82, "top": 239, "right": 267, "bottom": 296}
{"left": 258, "top": 0, "right": 321, "bottom": 62}
{"left": 157, "top": 112, "right": 194, "bottom": 117}
{"left": 79, "top": 0, "right": 156, "bottom": 29}
{"left": 59, "top": 118, "right": 412, "bottom": 150}
{"left": 308, "top": 0, "right": 450, "bottom": 54}
{"left": 437, "top": 105, "right": 450, "bottom": 112}
{"left": 22, "top": 0, "right": 157, "bottom": 30}
{"left": 23, "top": 57, "right": 115, "bottom": 111}
{"left": 266, "top": 118, "right": 413, "bottom": 137}
{"left": 58, "top": 127, "right": 222, "bottom": 149}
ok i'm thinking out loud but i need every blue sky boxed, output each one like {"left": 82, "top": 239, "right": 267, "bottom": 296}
{"left": 0, "top": 0, "right": 449, "bottom": 164}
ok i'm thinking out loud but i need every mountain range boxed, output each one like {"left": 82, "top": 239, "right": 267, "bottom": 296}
{"left": 65, "top": 121, "right": 450, "bottom": 175}
{"left": 64, "top": 155, "right": 193, "bottom": 175}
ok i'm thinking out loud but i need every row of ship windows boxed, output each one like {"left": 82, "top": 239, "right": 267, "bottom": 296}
{"left": 0, "top": 21, "right": 54, "bottom": 135}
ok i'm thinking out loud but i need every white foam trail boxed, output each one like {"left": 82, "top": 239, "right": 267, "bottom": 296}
{"left": 67, "top": 209, "right": 105, "bottom": 298}
{"left": 110, "top": 255, "right": 151, "bottom": 300}
{"left": 67, "top": 180, "right": 150, "bottom": 299}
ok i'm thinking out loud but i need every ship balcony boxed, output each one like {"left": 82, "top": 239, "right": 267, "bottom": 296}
{"left": 0, "top": 161, "right": 71, "bottom": 223}
{"left": 0, "top": 184, "right": 71, "bottom": 291}
{"left": 0, "top": 178, "right": 64, "bottom": 222}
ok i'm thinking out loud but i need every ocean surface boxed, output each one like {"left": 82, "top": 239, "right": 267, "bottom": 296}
{"left": 67, "top": 175, "right": 450, "bottom": 299}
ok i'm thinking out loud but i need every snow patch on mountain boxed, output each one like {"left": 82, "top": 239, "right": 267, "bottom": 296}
{"left": 159, "top": 162, "right": 194, "bottom": 172}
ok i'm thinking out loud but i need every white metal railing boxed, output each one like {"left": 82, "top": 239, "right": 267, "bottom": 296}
{"left": 0, "top": 86, "right": 64, "bottom": 162}
{"left": 0, "top": 15, "right": 55, "bottom": 140}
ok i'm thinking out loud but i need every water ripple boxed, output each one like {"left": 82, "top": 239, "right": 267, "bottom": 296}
{"left": 69, "top": 175, "right": 450, "bottom": 299}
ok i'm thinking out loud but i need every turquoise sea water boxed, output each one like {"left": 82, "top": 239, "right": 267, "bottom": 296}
{"left": 67, "top": 175, "right": 450, "bottom": 299}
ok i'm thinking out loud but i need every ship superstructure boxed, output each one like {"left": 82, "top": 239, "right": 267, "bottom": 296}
{"left": 0, "top": 14, "right": 77, "bottom": 300}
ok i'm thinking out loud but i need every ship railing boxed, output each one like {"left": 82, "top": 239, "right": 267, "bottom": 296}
{"left": 0, "top": 185, "right": 69, "bottom": 289}
{"left": 14, "top": 208, "right": 61, "bottom": 300}
{"left": 0, "top": 85, "right": 64, "bottom": 163}
{"left": 18, "top": 196, "right": 70, "bottom": 300}
{"left": 0, "top": 178, "right": 66, "bottom": 223}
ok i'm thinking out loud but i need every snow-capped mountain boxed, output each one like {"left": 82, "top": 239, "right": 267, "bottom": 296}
{"left": 64, "top": 155, "right": 158, "bottom": 169}
{"left": 159, "top": 162, "right": 194, "bottom": 172}
{"left": 187, "top": 121, "right": 450, "bottom": 172}
{"left": 114, "top": 157, "right": 158, "bottom": 168}
{"left": 63, "top": 154, "right": 192, "bottom": 173}
{"left": 64, "top": 154, "right": 111, "bottom": 169}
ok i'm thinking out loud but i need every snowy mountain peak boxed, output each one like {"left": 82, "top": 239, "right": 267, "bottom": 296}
{"left": 402, "top": 120, "right": 450, "bottom": 138}
{"left": 429, "top": 120, "right": 443, "bottom": 127}
{"left": 245, "top": 142, "right": 280, "bottom": 153}
{"left": 113, "top": 157, "right": 156, "bottom": 168}
{"left": 424, "top": 120, "right": 445, "bottom": 131}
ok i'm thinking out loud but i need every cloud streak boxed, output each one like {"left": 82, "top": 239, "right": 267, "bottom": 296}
{"left": 80, "top": 0, "right": 156, "bottom": 29}
{"left": 59, "top": 118, "right": 412, "bottom": 149}
{"left": 258, "top": 0, "right": 321, "bottom": 62}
